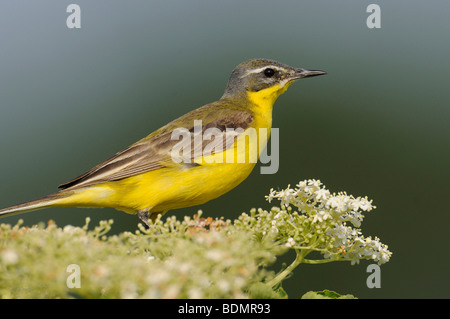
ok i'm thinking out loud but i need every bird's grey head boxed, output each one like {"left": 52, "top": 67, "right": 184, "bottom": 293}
{"left": 221, "top": 58, "right": 326, "bottom": 99}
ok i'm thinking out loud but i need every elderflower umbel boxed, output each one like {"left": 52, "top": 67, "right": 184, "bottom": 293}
{"left": 265, "top": 180, "right": 392, "bottom": 265}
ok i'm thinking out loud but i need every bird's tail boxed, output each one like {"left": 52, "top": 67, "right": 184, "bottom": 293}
{"left": 0, "top": 192, "right": 71, "bottom": 219}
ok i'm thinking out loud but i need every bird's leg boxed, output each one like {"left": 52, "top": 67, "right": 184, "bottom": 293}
{"left": 137, "top": 210, "right": 151, "bottom": 228}
{"left": 137, "top": 210, "right": 167, "bottom": 228}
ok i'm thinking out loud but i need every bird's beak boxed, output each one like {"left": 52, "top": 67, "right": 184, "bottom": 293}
{"left": 290, "top": 68, "right": 327, "bottom": 80}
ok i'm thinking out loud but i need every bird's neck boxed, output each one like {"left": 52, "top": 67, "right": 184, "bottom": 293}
{"left": 246, "top": 83, "right": 290, "bottom": 119}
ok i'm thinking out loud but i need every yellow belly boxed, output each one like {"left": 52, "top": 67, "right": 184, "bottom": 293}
{"left": 110, "top": 161, "right": 256, "bottom": 213}
{"left": 57, "top": 124, "right": 268, "bottom": 214}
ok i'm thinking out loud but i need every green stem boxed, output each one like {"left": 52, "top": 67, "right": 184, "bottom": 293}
{"left": 302, "top": 258, "right": 338, "bottom": 264}
{"left": 266, "top": 249, "right": 307, "bottom": 288}
{"left": 293, "top": 245, "right": 329, "bottom": 252}
{"left": 302, "top": 256, "right": 366, "bottom": 264}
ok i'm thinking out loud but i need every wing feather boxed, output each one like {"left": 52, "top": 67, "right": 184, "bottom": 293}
{"left": 58, "top": 103, "right": 254, "bottom": 190}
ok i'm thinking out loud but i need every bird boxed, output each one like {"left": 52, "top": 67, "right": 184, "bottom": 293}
{"left": 0, "top": 58, "right": 326, "bottom": 227}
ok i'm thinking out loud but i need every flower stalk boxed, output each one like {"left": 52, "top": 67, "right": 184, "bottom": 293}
{"left": 266, "top": 249, "right": 306, "bottom": 288}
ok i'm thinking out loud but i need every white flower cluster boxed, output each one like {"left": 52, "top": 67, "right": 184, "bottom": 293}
{"left": 266, "top": 179, "right": 392, "bottom": 265}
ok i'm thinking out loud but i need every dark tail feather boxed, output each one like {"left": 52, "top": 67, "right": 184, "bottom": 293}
{"left": 0, "top": 193, "right": 69, "bottom": 219}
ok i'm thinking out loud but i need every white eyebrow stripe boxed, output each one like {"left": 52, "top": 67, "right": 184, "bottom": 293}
{"left": 240, "top": 65, "right": 286, "bottom": 78}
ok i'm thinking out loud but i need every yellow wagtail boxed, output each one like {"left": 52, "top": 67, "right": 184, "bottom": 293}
{"left": 0, "top": 58, "right": 325, "bottom": 226}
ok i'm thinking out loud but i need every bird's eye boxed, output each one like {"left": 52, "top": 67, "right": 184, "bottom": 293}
{"left": 263, "top": 68, "right": 275, "bottom": 77}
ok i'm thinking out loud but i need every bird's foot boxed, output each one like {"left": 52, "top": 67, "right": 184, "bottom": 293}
{"left": 138, "top": 210, "right": 166, "bottom": 228}
{"left": 137, "top": 210, "right": 150, "bottom": 228}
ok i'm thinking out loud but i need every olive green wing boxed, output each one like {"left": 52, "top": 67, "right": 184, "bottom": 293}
{"left": 58, "top": 103, "right": 254, "bottom": 190}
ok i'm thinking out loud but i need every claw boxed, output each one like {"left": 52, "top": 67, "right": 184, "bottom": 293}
{"left": 137, "top": 210, "right": 150, "bottom": 228}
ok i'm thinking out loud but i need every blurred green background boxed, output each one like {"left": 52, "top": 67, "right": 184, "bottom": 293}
{"left": 0, "top": 0, "right": 449, "bottom": 298}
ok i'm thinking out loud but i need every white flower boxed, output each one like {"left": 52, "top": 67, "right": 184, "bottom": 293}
{"left": 265, "top": 188, "right": 277, "bottom": 203}
{"left": 379, "top": 251, "right": 391, "bottom": 264}
{"left": 296, "top": 181, "right": 307, "bottom": 188}
{"left": 326, "top": 195, "right": 351, "bottom": 213}
{"left": 358, "top": 197, "right": 374, "bottom": 211}
{"left": 312, "top": 210, "right": 331, "bottom": 223}
{"left": 308, "top": 179, "right": 322, "bottom": 188}
{"left": 277, "top": 186, "right": 297, "bottom": 207}
{"left": 188, "top": 287, "right": 204, "bottom": 299}
{"left": 1, "top": 249, "right": 19, "bottom": 265}
{"left": 314, "top": 188, "right": 330, "bottom": 201}
{"left": 217, "top": 279, "right": 231, "bottom": 292}
{"left": 343, "top": 210, "right": 364, "bottom": 227}
{"left": 286, "top": 237, "right": 296, "bottom": 247}
{"left": 205, "top": 249, "right": 224, "bottom": 262}
{"left": 350, "top": 259, "right": 360, "bottom": 265}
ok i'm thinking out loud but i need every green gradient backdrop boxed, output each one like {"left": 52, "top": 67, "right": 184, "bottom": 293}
{"left": 1, "top": 1, "right": 449, "bottom": 298}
